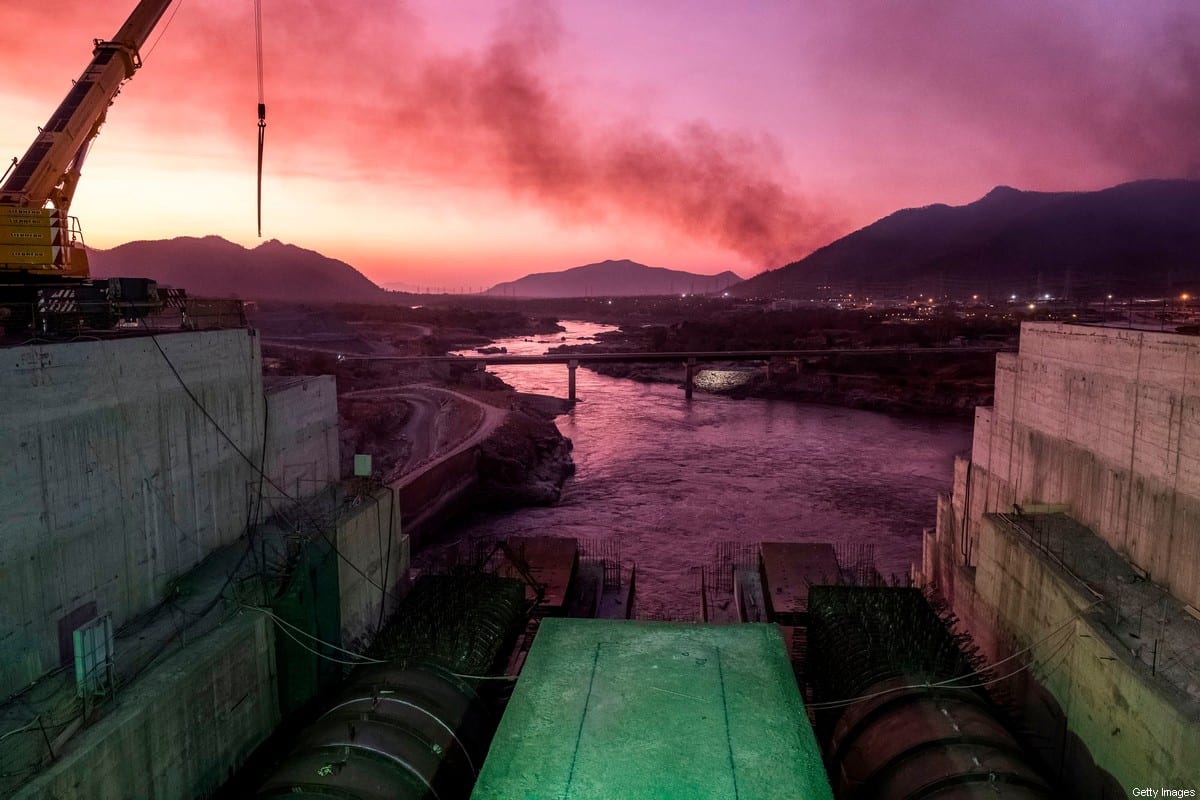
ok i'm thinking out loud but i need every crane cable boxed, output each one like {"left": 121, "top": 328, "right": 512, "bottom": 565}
{"left": 143, "top": 0, "right": 185, "bottom": 63}
{"left": 254, "top": 0, "right": 266, "bottom": 237}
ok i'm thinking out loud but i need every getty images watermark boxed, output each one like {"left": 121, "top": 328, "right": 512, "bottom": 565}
{"left": 1131, "top": 789, "right": 1196, "bottom": 798}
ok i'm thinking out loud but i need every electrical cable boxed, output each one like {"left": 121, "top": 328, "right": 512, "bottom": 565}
{"left": 930, "top": 627, "right": 1078, "bottom": 693}
{"left": 243, "top": 605, "right": 385, "bottom": 663}
{"left": 806, "top": 616, "right": 1077, "bottom": 711}
{"left": 268, "top": 617, "right": 382, "bottom": 668}
{"left": 245, "top": 385, "right": 270, "bottom": 604}
{"left": 375, "top": 486, "right": 396, "bottom": 634}
{"left": 806, "top": 599, "right": 1102, "bottom": 711}
{"left": 243, "top": 606, "right": 520, "bottom": 681}
{"left": 0, "top": 718, "right": 38, "bottom": 745}
{"left": 134, "top": 320, "right": 398, "bottom": 602}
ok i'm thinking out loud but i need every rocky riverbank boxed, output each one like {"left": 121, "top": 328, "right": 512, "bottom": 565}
{"left": 582, "top": 357, "right": 993, "bottom": 417}
{"left": 474, "top": 393, "right": 575, "bottom": 508}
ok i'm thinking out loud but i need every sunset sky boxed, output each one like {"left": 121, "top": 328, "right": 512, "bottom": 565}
{"left": 1, "top": 1, "right": 1196, "bottom": 288}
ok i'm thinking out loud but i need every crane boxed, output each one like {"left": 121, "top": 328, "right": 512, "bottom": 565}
{"left": 1, "top": 0, "right": 177, "bottom": 281}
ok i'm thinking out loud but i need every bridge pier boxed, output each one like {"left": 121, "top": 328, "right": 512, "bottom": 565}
{"left": 685, "top": 357, "right": 696, "bottom": 399}
{"left": 568, "top": 359, "right": 578, "bottom": 402}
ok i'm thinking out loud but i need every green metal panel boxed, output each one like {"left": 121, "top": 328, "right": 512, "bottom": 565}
{"left": 271, "top": 536, "right": 343, "bottom": 717}
{"left": 472, "top": 619, "right": 833, "bottom": 800}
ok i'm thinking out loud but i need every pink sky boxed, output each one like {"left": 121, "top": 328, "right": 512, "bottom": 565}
{"left": 1, "top": 1, "right": 1196, "bottom": 288}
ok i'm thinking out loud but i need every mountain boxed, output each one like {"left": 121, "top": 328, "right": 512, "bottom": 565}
{"left": 731, "top": 179, "right": 1200, "bottom": 299}
{"left": 89, "top": 236, "right": 388, "bottom": 303}
{"left": 486, "top": 259, "right": 742, "bottom": 298}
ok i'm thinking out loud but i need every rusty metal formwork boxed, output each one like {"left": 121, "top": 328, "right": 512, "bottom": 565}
{"left": 578, "top": 536, "right": 622, "bottom": 589}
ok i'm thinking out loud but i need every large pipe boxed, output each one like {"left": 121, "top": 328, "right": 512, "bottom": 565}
{"left": 806, "top": 587, "right": 1055, "bottom": 799}
{"left": 829, "top": 677, "right": 1052, "bottom": 799}
{"left": 256, "top": 664, "right": 491, "bottom": 800}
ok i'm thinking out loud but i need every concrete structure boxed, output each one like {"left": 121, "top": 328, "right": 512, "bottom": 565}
{"left": 14, "top": 610, "right": 278, "bottom": 800}
{"left": 263, "top": 375, "right": 339, "bottom": 515}
{"left": 760, "top": 541, "right": 840, "bottom": 623}
{"left": 0, "top": 331, "right": 346, "bottom": 700}
{"left": 0, "top": 328, "right": 409, "bottom": 798}
{"left": 500, "top": 536, "right": 578, "bottom": 613}
{"left": 920, "top": 323, "right": 1200, "bottom": 794}
{"left": 334, "top": 485, "right": 407, "bottom": 650}
{"left": 0, "top": 330, "right": 265, "bottom": 699}
{"left": 472, "top": 618, "right": 833, "bottom": 800}
{"left": 972, "top": 512, "right": 1199, "bottom": 792}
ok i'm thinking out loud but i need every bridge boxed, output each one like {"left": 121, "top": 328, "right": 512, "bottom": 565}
{"left": 339, "top": 345, "right": 1007, "bottom": 401}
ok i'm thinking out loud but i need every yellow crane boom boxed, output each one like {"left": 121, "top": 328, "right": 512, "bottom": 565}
{"left": 1, "top": 0, "right": 176, "bottom": 278}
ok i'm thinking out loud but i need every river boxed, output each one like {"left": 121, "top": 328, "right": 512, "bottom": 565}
{"left": 428, "top": 321, "right": 973, "bottom": 619}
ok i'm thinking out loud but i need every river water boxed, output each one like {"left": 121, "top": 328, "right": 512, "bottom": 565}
{"left": 431, "top": 321, "right": 972, "bottom": 619}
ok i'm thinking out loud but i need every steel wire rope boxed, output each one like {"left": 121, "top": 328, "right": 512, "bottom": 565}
{"left": 254, "top": 0, "right": 266, "bottom": 236}
{"left": 142, "top": 0, "right": 185, "bottom": 62}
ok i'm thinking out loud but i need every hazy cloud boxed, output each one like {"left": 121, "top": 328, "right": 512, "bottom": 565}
{"left": 811, "top": 0, "right": 1200, "bottom": 179}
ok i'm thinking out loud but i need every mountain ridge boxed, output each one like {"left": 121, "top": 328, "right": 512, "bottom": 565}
{"left": 89, "top": 235, "right": 388, "bottom": 303}
{"left": 732, "top": 179, "right": 1200, "bottom": 298}
{"left": 487, "top": 258, "right": 742, "bottom": 298}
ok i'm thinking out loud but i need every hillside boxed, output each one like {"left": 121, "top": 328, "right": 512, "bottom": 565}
{"left": 90, "top": 236, "right": 388, "bottom": 303}
{"left": 732, "top": 180, "right": 1200, "bottom": 299}
{"left": 486, "top": 259, "right": 742, "bottom": 298}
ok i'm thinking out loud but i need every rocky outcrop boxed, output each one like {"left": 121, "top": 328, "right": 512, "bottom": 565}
{"left": 394, "top": 390, "right": 575, "bottom": 547}
{"left": 731, "top": 371, "right": 993, "bottom": 416}
{"left": 475, "top": 406, "right": 575, "bottom": 507}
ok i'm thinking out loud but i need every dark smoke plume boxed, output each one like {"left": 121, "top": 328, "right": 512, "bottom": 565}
{"left": 315, "top": 1, "right": 837, "bottom": 266}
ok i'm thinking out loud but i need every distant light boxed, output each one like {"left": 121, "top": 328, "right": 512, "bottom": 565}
{"left": 927, "top": 297, "right": 934, "bottom": 303}
{"left": 1183, "top": 293, "right": 1191, "bottom": 301}
{"left": 1010, "top": 294, "right": 1017, "bottom": 300}
{"left": 722, "top": 292, "right": 729, "bottom": 298}
{"left": 1043, "top": 293, "right": 1051, "bottom": 300}
{"left": 1106, "top": 294, "right": 1113, "bottom": 300}
{"left": 972, "top": 294, "right": 979, "bottom": 301}
{"left": 1028, "top": 303, "right": 1036, "bottom": 310}
{"left": 607, "top": 299, "right": 612, "bottom": 305}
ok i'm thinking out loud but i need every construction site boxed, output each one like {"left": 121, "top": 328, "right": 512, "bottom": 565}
{"left": 2, "top": 1, "right": 1199, "bottom": 798}
{"left": 919, "top": 322, "right": 1200, "bottom": 795}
